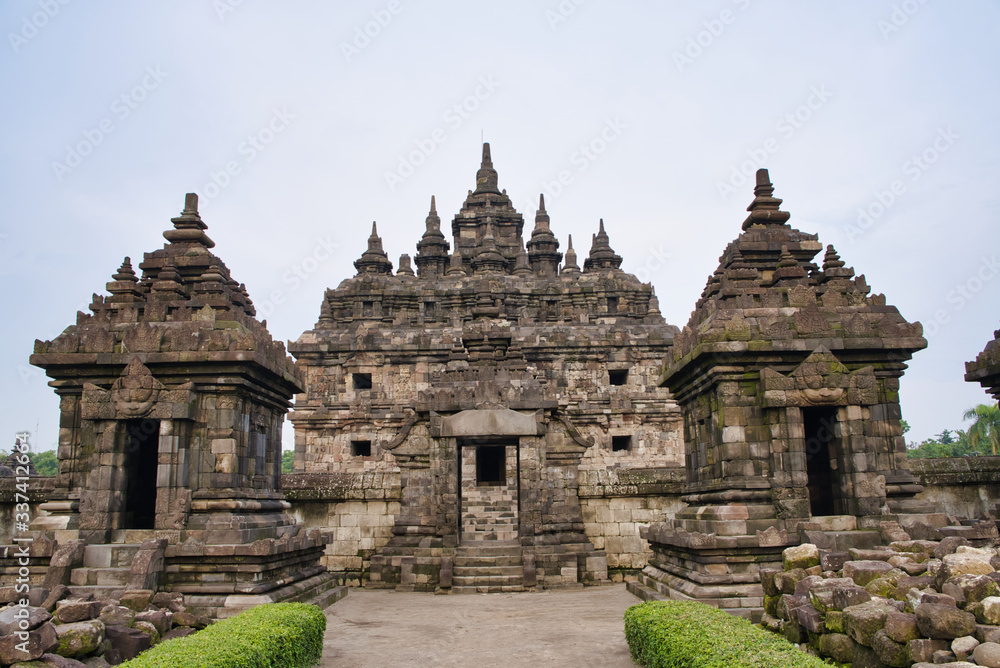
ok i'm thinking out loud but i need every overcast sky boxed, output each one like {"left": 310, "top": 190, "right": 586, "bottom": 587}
{"left": 2, "top": 1, "right": 998, "bottom": 452}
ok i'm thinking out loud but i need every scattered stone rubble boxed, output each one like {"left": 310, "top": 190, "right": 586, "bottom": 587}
{"left": 763, "top": 523, "right": 1000, "bottom": 667}
{"left": 0, "top": 585, "right": 211, "bottom": 666}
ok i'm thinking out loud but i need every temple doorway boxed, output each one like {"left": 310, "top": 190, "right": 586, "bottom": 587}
{"left": 458, "top": 439, "right": 519, "bottom": 543}
{"left": 802, "top": 407, "right": 840, "bottom": 516}
{"left": 122, "top": 418, "right": 159, "bottom": 530}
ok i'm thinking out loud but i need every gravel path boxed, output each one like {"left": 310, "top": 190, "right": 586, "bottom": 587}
{"left": 320, "top": 584, "right": 642, "bottom": 667}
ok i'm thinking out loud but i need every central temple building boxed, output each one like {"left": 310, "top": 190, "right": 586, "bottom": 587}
{"left": 288, "top": 145, "right": 684, "bottom": 591}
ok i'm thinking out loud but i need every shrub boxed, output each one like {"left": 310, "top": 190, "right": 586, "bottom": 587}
{"left": 624, "top": 600, "right": 829, "bottom": 668}
{"left": 119, "top": 602, "right": 326, "bottom": 668}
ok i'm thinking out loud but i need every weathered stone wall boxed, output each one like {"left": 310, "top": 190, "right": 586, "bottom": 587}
{"left": 578, "top": 467, "right": 686, "bottom": 574}
{"left": 0, "top": 476, "right": 53, "bottom": 544}
{"left": 910, "top": 456, "right": 1000, "bottom": 520}
{"left": 282, "top": 471, "right": 401, "bottom": 583}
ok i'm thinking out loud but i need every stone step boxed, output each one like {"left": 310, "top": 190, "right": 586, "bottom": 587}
{"left": 456, "top": 544, "right": 522, "bottom": 557}
{"left": 452, "top": 585, "right": 526, "bottom": 594}
{"left": 109, "top": 530, "right": 159, "bottom": 543}
{"left": 66, "top": 585, "right": 126, "bottom": 600}
{"left": 70, "top": 567, "right": 131, "bottom": 587}
{"left": 454, "top": 555, "right": 523, "bottom": 567}
{"left": 626, "top": 579, "right": 667, "bottom": 602}
{"left": 798, "top": 529, "right": 882, "bottom": 552}
{"left": 453, "top": 565, "right": 523, "bottom": 577}
{"left": 83, "top": 544, "right": 142, "bottom": 569}
{"left": 452, "top": 574, "right": 524, "bottom": 587}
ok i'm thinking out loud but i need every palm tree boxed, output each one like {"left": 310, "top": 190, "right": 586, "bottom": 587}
{"left": 963, "top": 403, "right": 1000, "bottom": 455}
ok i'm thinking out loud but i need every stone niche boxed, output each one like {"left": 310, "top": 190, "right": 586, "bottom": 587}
{"left": 634, "top": 169, "right": 941, "bottom": 619}
{"left": 25, "top": 194, "right": 336, "bottom": 616}
{"left": 289, "top": 144, "right": 684, "bottom": 590}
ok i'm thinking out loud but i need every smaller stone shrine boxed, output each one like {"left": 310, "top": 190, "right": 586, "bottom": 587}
{"left": 632, "top": 169, "right": 941, "bottom": 618}
{"left": 23, "top": 194, "right": 338, "bottom": 617}
{"left": 966, "top": 323, "right": 1000, "bottom": 403}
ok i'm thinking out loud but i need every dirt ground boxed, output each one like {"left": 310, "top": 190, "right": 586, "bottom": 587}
{"left": 320, "top": 584, "right": 643, "bottom": 667}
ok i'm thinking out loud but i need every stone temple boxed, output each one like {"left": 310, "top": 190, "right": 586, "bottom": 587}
{"left": 289, "top": 144, "right": 682, "bottom": 591}
{"left": 12, "top": 143, "right": 994, "bottom": 624}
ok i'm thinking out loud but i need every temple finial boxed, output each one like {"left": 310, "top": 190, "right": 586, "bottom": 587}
{"left": 584, "top": 219, "right": 622, "bottom": 272}
{"left": 474, "top": 143, "right": 500, "bottom": 194}
{"left": 539, "top": 193, "right": 546, "bottom": 213}
{"left": 165, "top": 193, "right": 214, "bottom": 248}
{"left": 430, "top": 195, "right": 437, "bottom": 214}
{"left": 561, "top": 234, "right": 581, "bottom": 276}
{"left": 742, "top": 168, "right": 789, "bottom": 230}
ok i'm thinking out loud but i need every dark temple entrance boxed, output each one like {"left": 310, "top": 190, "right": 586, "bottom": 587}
{"left": 122, "top": 419, "right": 159, "bottom": 530}
{"left": 803, "top": 407, "right": 839, "bottom": 516}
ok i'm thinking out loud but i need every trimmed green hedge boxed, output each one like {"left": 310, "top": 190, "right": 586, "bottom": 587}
{"left": 120, "top": 602, "right": 326, "bottom": 668}
{"left": 624, "top": 600, "right": 828, "bottom": 668}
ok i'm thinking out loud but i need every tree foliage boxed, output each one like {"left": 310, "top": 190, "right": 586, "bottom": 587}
{"left": 963, "top": 403, "right": 1000, "bottom": 455}
{"left": 907, "top": 403, "right": 1000, "bottom": 458}
{"left": 281, "top": 449, "right": 295, "bottom": 474}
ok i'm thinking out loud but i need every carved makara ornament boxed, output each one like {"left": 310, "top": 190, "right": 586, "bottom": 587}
{"left": 111, "top": 357, "right": 164, "bottom": 418}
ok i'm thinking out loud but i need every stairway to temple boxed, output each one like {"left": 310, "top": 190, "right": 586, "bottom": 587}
{"left": 67, "top": 542, "right": 142, "bottom": 599}
{"left": 455, "top": 490, "right": 526, "bottom": 593}
{"left": 452, "top": 540, "right": 526, "bottom": 593}
{"left": 461, "top": 491, "right": 518, "bottom": 542}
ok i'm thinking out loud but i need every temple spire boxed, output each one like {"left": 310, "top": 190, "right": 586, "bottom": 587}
{"left": 354, "top": 221, "right": 393, "bottom": 275}
{"left": 164, "top": 192, "right": 215, "bottom": 248}
{"left": 742, "top": 169, "right": 791, "bottom": 231}
{"left": 527, "top": 192, "right": 561, "bottom": 275}
{"left": 415, "top": 194, "right": 450, "bottom": 278}
{"left": 561, "top": 235, "right": 581, "bottom": 276}
{"left": 474, "top": 142, "right": 500, "bottom": 194}
{"left": 583, "top": 219, "right": 623, "bottom": 272}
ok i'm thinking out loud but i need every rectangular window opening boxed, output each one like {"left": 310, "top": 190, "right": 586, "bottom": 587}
{"left": 607, "top": 297, "right": 619, "bottom": 313}
{"left": 351, "top": 440, "right": 372, "bottom": 457}
{"left": 612, "top": 435, "right": 632, "bottom": 452}
{"left": 353, "top": 373, "right": 372, "bottom": 390}
{"left": 476, "top": 445, "right": 506, "bottom": 486}
{"left": 609, "top": 369, "right": 629, "bottom": 386}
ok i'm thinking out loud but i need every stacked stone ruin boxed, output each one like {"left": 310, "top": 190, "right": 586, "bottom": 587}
{"left": 762, "top": 529, "right": 1000, "bottom": 667}
{"left": 12, "top": 194, "right": 340, "bottom": 618}
{"left": 289, "top": 144, "right": 682, "bottom": 591}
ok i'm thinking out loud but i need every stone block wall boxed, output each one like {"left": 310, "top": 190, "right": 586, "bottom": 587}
{"left": 282, "top": 471, "right": 401, "bottom": 584}
{"left": 910, "top": 457, "right": 1000, "bottom": 520}
{"left": 580, "top": 495, "right": 686, "bottom": 573}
